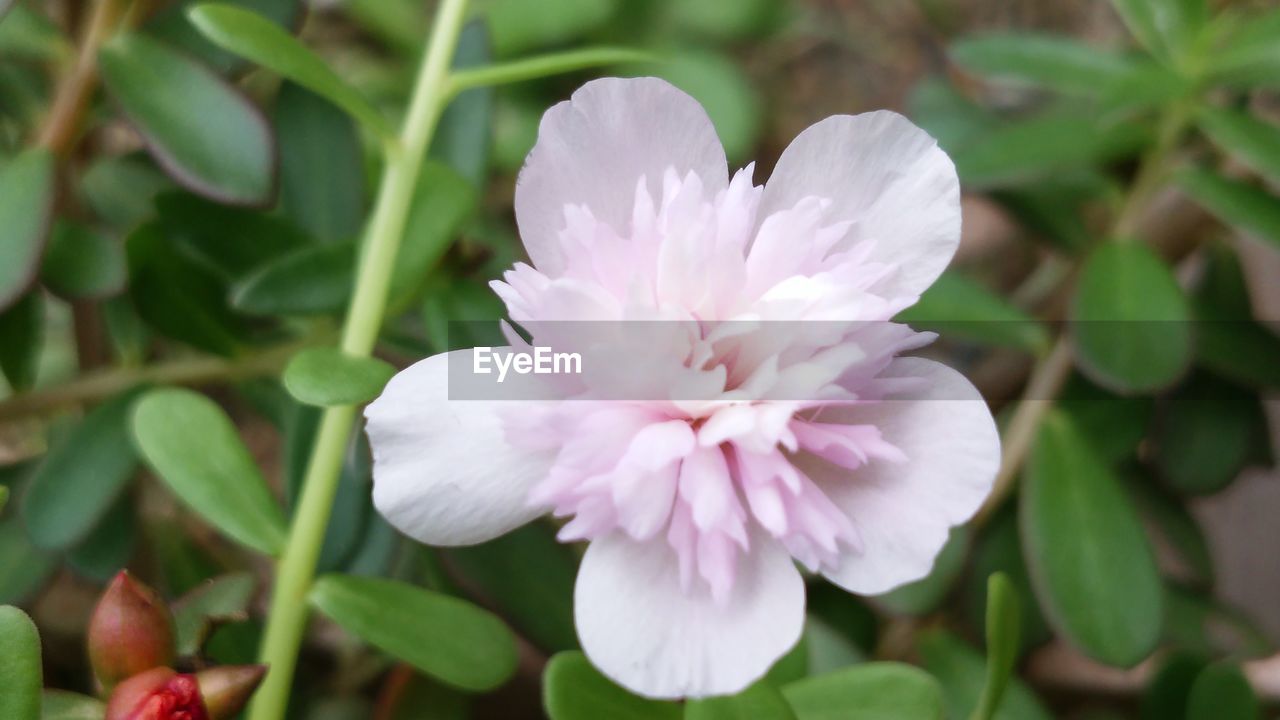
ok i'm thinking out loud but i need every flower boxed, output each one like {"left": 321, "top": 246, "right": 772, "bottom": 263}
{"left": 105, "top": 668, "right": 207, "bottom": 720}
{"left": 89, "top": 571, "right": 176, "bottom": 692}
{"left": 365, "top": 77, "right": 999, "bottom": 698}
{"left": 103, "top": 665, "right": 267, "bottom": 720}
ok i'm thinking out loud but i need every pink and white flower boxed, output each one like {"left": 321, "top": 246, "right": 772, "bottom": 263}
{"left": 364, "top": 77, "right": 999, "bottom": 699}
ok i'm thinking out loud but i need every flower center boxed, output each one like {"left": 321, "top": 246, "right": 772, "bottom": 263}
{"left": 495, "top": 166, "right": 924, "bottom": 601}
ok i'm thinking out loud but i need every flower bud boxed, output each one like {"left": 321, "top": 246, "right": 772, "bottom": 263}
{"left": 105, "top": 667, "right": 208, "bottom": 720}
{"left": 195, "top": 665, "right": 267, "bottom": 720}
{"left": 88, "top": 571, "right": 176, "bottom": 691}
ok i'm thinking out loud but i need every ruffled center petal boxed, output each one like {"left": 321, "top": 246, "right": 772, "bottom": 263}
{"left": 492, "top": 161, "right": 946, "bottom": 602}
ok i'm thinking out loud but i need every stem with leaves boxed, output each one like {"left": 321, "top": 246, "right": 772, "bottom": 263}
{"left": 38, "top": 0, "right": 132, "bottom": 154}
{"left": 247, "top": 1, "right": 470, "bottom": 718}
{"left": 973, "top": 101, "right": 1196, "bottom": 524}
{"left": 0, "top": 339, "right": 310, "bottom": 422}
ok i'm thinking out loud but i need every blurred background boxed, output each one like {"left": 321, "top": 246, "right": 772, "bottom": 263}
{"left": 1, "top": 0, "right": 1278, "bottom": 718}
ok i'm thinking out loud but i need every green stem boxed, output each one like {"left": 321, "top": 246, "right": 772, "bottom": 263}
{"left": 0, "top": 340, "right": 308, "bottom": 423}
{"left": 972, "top": 102, "right": 1196, "bottom": 526}
{"left": 445, "top": 46, "right": 654, "bottom": 97}
{"left": 247, "top": 1, "right": 470, "bottom": 718}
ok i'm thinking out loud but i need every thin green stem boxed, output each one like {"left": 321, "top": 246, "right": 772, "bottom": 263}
{"left": 246, "top": 2, "right": 470, "bottom": 718}
{"left": 973, "top": 102, "right": 1197, "bottom": 526}
{"left": 0, "top": 340, "right": 307, "bottom": 423}
{"left": 445, "top": 46, "right": 654, "bottom": 98}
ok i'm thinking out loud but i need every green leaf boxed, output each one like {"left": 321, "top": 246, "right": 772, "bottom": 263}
{"left": 279, "top": 403, "right": 370, "bottom": 573}
{"left": 1070, "top": 243, "right": 1192, "bottom": 393}
{"left": 156, "top": 192, "right": 310, "bottom": 281}
{"left": 66, "top": 497, "right": 136, "bottom": 582}
{"left": 131, "top": 388, "right": 287, "bottom": 555}
{"left": 98, "top": 32, "right": 275, "bottom": 206}
{"left": 79, "top": 154, "right": 172, "bottom": 229}
{"left": 800, "top": 617, "right": 865, "bottom": 675}
{"left": 0, "top": 291, "right": 43, "bottom": 391}
{"left": 964, "top": 508, "right": 1051, "bottom": 656}
{"left": 1162, "top": 585, "right": 1272, "bottom": 658}
{"left": 1059, "top": 375, "right": 1153, "bottom": 462}
{"left": 283, "top": 348, "right": 395, "bottom": 407}
{"left": 1191, "top": 243, "right": 1280, "bottom": 388}
{"left": 1098, "top": 61, "right": 1192, "bottom": 119}
{"left": 172, "top": 571, "right": 256, "bottom": 655}
{"left": 0, "top": 3, "right": 69, "bottom": 61}
{"left": 1206, "top": 8, "right": 1280, "bottom": 89}
{"left": 40, "top": 222, "right": 126, "bottom": 299}
{"left": 685, "top": 681, "right": 796, "bottom": 720}
{"left": 232, "top": 242, "right": 356, "bottom": 315}
{"left": 1127, "top": 478, "right": 1213, "bottom": 585}
{"left": 431, "top": 20, "right": 494, "bottom": 187}
{"left": 310, "top": 574, "right": 518, "bottom": 691}
{"left": 126, "top": 222, "right": 248, "bottom": 356}
{"left": 21, "top": 390, "right": 140, "bottom": 549}
{"left": 338, "top": 513, "right": 397, "bottom": 577}
{"left": 917, "top": 630, "right": 1050, "bottom": 720}
{"left": 1198, "top": 107, "right": 1280, "bottom": 186}
{"left": 669, "top": 0, "right": 783, "bottom": 41}
{"left": 1187, "top": 663, "right": 1259, "bottom": 720}
{"left": 388, "top": 162, "right": 478, "bottom": 306}
{"left": 0, "top": 519, "right": 57, "bottom": 604}
{"left": 1020, "top": 411, "right": 1163, "bottom": 667}
{"left": 1179, "top": 168, "right": 1280, "bottom": 250}
{"left": 993, "top": 176, "right": 1106, "bottom": 252}
{"left": 783, "top": 663, "right": 944, "bottom": 720}
{"left": 805, "top": 583, "right": 878, "bottom": 658}
{"left": 143, "top": 0, "right": 299, "bottom": 75}
{"left": 420, "top": 274, "right": 507, "bottom": 351}
{"left": 0, "top": 605, "right": 41, "bottom": 720}
{"left": 1109, "top": 0, "right": 1207, "bottom": 62}
{"left": 1152, "top": 373, "right": 1265, "bottom": 495}
{"left": 0, "top": 148, "right": 54, "bottom": 310}
{"left": 188, "top": 3, "right": 391, "bottom": 139}
{"left": 1141, "top": 652, "right": 1207, "bottom": 720}
{"left": 765, "top": 636, "right": 810, "bottom": 687}
{"left": 39, "top": 691, "right": 105, "bottom": 720}
{"left": 954, "top": 115, "right": 1146, "bottom": 189}
{"left": 275, "top": 82, "right": 366, "bottom": 244}
{"left": 0, "top": 486, "right": 7, "bottom": 514}
{"left": 481, "top": 0, "right": 619, "bottom": 56}
{"left": 950, "top": 33, "right": 1135, "bottom": 96}
{"left": 907, "top": 78, "right": 998, "bottom": 154}
{"left": 445, "top": 521, "right": 579, "bottom": 653}
{"left": 974, "top": 574, "right": 1023, "bottom": 720}
{"left": 543, "top": 650, "right": 680, "bottom": 720}
{"left": 342, "top": 0, "right": 426, "bottom": 56}
{"left": 491, "top": 93, "right": 543, "bottom": 173}
{"left": 103, "top": 296, "right": 150, "bottom": 366}
{"left": 877, "top": 526, "right": 970, "bottom": 616}
{"left": 898, "top": 273, "right": 1049, "bottom": 353}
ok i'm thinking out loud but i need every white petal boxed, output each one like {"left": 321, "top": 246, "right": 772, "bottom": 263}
{"left": 515, "top": 77, "right": 729, "bottom": 275}
{"left": 800, "top": 357, "right": 998, "bottom": 594}
{"left": 364, "top": 350, "right": 553, "bottom": 546}
{"left": 756, "top": 111, "right": 960, "bottom": 299}
{"left": 575, "top": 530, "right": 804, "bottom": 699}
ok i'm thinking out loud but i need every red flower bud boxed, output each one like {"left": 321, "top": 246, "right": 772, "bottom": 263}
{"left": 196, "top": 665, "right": 267, "bottom": 720}
{"left": 105, "top": 668, "right": 209, "bottom": 720}
{"left": 88, "top": 571, "right": 176, "bottom": 692}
